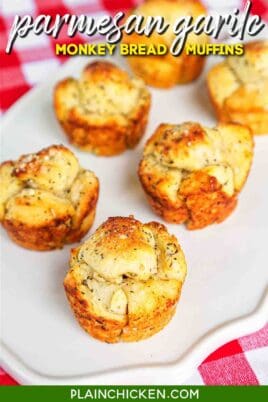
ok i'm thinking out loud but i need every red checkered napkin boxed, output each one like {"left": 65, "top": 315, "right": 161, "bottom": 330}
{"left": 0, "top": 0, "right": 140, "bottom": 112}
{"left": 0, "top": 0, "right": 268, "bottom": 386}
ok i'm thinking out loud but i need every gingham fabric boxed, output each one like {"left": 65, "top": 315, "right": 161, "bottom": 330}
{"left": 0, "top": 0, "right": 268, "bottom": 386}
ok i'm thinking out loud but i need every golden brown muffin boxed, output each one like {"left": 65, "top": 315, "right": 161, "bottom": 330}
{"left": 122, "top": 0, "right": 209, "bottom": 88}
{"left": 64, "top": 216, "right": 187, "bottom": 343}
{"left": 54, "top": 61, "right": 151, "bottom": 156}
{"left": 0, "top": 145, "right": 99, "bottom": 250}
{"left": 138, "top": 122, "right": 254, "bottom": 229}
{"left": 207, "top": 40, "right": 268, "bottom": 135}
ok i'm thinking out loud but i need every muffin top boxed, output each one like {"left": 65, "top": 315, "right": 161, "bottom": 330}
{"left": 54, "top": 61, "right": 151, "bottom": 126}
{"left": 67, "top": 216, "right": 187, "bottom": 320}
{"left": 139, "top": 122, "right": 253, "bottom": 205}
{"left": 207, "top": 40, "right": 268, "bottom": 114}
{"left": 226, "top": 40, "right": 268, "bottom": 85}
{"left": 0, "top": 145, "right": 98, "bottom": 225}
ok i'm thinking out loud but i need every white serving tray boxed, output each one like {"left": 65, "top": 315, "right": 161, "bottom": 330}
{"left": 1, "top": 53, "right": 268, "bottom": 385}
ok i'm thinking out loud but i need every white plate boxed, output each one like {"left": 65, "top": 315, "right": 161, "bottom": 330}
{"left": 1, "top": 54, "right": 268, "bottom": 385}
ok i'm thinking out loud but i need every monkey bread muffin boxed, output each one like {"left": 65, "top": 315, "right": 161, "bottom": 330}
{"left": 64, "top": 216, "right": 187, "bottom": 343}
{"left": 123, "top": 0, "right": 209, "bottom": 88}
{"left": 138, "top": 122, "right": 254, "bottom": 229}
{"left": 54, "top": 61, "right": 151, "bottom": 156}
{"left": 0, "top": 145, "right": 99, "bottom": 250}
{"left": 207, "top": 40, "right": 268, "bottom": 135}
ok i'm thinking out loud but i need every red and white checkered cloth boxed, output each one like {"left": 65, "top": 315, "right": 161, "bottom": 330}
{"left": 1, "top": 0, "right": 268, "bottom": 386}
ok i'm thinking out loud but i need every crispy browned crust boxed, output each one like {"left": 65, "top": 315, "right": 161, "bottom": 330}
{"left": 57, "top": 98, "right": 151, "bottom": 156}
{"left": 64, "top": 216, "right": 187, "bottom": 342}
{"left": 217, "top": 105, "right": 268, "bottom": 137}
{"left": 54, "top": 61, "right": 151, "bottom": 156}
{"left": 3, "top": 216, "right": 72, "bottom": 251}
{"left": 0, "top": 145, "right": 99, "bottom": 250}
{"left": 5, "top": 193, "right": 98, "bottom": 251}
{"left": 141, "top": 170, "right": 237, "bottom": 230}
{"left": 144, "top": 181, "right": 237, "bottom": 230}
{"left": 207, "top": 79, "right": 268, "bottom": 136}
{"left": 207, "top": 40, "right": 268, "bottom": 135}
{"left": 64, "top": 271, "right": 180, "bottom": 343}
{"left": 122, "top": 0, "right": 208, "bottom": 88}
{"left": 138, "top": 122, "right": 253, "bottom": 230}
{"left": 126, "top": 53, "right": 206, "bottom": 89}
{"left": 4, "top": 203, "right": 98, "bottom": 251}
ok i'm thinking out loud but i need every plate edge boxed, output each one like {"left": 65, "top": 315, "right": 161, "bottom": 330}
{"left": 1, "top": 288, "right": 267, "bottom": 385}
